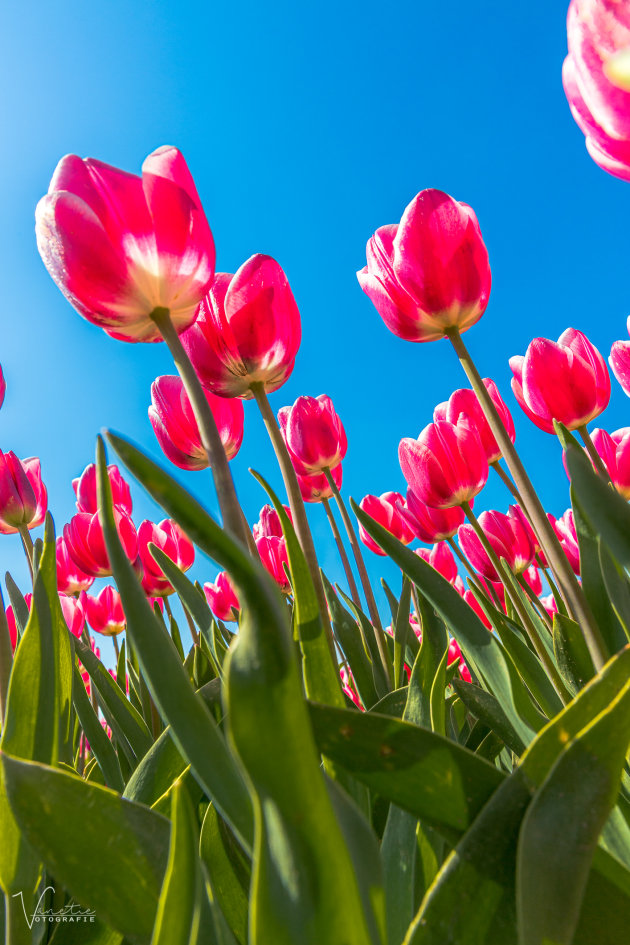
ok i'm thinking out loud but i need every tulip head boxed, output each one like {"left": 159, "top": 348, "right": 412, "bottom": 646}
{"left": 73, "top": 463, "right": 132, "bottom": 516}
{"left": 434, "top": 378, "right": 515, "bottom": 465}
{"left": 297, "top": 465, "right": 343, "bottom": 503}
{"left": 358, "top": 492, "right": 415, "bottom": 555}
{"left": 82, "top": 586, "right": 126, "bottom": 636}
{"left": 401, "top": 488, "right": 465, "bottom": 542}
{"left": 458, "top": 507, "right": 535, "bottom": 581}
{"left": 0, "top": 457, "right": 47, "bottom": 534}
{"left": 64, "top": 508, "right": 138, "bottom": 578}
{"left": 549, "top": 509, "right": 581, "bottom": 575}
{"left": 204, "top": 572, "right": 240, "bottom": 622}
{"left": 278, "top": 394, "right": 347, "bottom": 475}
{"left": 609, "top": 340, "right": 630, "bottom": 397}
{"left": 415, "top": 542, "right": 458, "bottom": 583}
{"left": 137, "top": 519, "right": 195, "bottom": 597}
{"left": 56, "top": 536, "right": 94, "bottom": 595}
{"left": 59, "top": 594, "right": 86, "bottom": 638}
{"left": 0, "top": 452, "right": 39, "bottom": 529}
{"left": 252, "top": 504, "right": 292, "bottom": 541}
{"left": 255, "top": 534, "right": 291, "bottom": 594}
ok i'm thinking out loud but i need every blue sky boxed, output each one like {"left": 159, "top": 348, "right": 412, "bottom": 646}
{"left": 2, "top": 0, "right": 630, "bottom": 659}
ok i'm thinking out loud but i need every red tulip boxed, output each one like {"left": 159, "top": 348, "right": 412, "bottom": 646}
{"left": 358, "top": 492, "right": 415, "bottom": 555}
{"left": 590, "top": 427, "right": 630, "bottom": 499}
{"left": 357, "top": 189, "right": 491, "bottom": 343}
{"left": 252, "top": 504, "right": 292, "bottom": 541}
{"left": 149, "top": 374, "right": 244, "bottom": 471}
{"left": 609, "top": 340, "right": 630, "bottom": 397}
{"left": 59, "top": 594, "right": 86, "bottom": 638}
{"left": 82, "top": 586, "right": 126, "bottom": 636}
{"left": 181, "top": 256, "right": 301, "bottom": 398}
{"left": 36, "top": 147, "right": 215, "bottom": 342}
{"left": 399, "top": 417, "right": 488, "bottom": 510}
{"left": 523, "top": 564, "right": 543, "bottom": 597}
{"left": 549, "top": 509, "right": 580, "bottom": 575}
{"left": 0, "top": 452, "right": 38, "bottom": 529}
{"left": 297, "top": 465, "right": 343, "bottom": 503}
{"left": 415, "top": 542, "right": 458, "bottom": 583}
{"left": 255, "top": 534, "right": 291, "bottom": 594}
{"left": 433, "top": 378, "right": 515, "bottom": 465}
{"left": 0, "top": 457, "right": 47, "bottom": 534}
{"left": 64, "top": 508, "right": 138, "bottom": 578}
{"left": 509, "top": 328, "right": 610, "bottom": 433}
{"left": 400, "top": 488, "right": 465, "bottom": 542}
{"left": 563, "top": 0, "right": 630, "bottom": 181}
{"left": 137, "top": 519, "right": 195, "bottom": 597}
{"left": 204, "top": 572, "right": 240, "bottom": 622}
{"left": 55, "top": 536, "right": 94, "bottom": 595}
{"left": 458, "top": 508, "right": 535, "bottom": 581}
{"left": 278, "top": 395, "right": 347, "bottom": 475}
{"left": 73, "top": 463, "right": 132, "bottom": 516}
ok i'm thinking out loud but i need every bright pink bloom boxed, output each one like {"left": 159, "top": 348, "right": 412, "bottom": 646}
{"left": 73, "top": 463, "right": 132, "bottom": 516}
{"left": 6, "top": 593, "right": 33, "bottom": 651}
{"left": 0, "top": 452, "right": 38, "bottom": 529}
{"left": 56, "top": 536, "right": 95, "bottom": 594}
{"left": 541, "top": 594, "right": 559, "bottom": 618}
{"left": 609, "top": 340, "right": 630, "bottom": 397}
{"left": 434, "top": 378, "right": 515, "bottom": 465}
{"left": 59, "top": 594, "right": 86, "bottom": 638}
{"left": 589, "top": 427, "right": 630, "bottom": 499}
{"left": 447, "top": 638, "right": 472, "bottom": 683}
{"left": 252, "top": 504, "right": 292, "bottom": 541}
{"left": 149, "top": 375, "right": 244, "bottom": 471}
{"left": 400, "top": 488, "right": 465, "bottom": 542}
{"left": 458, "top": 508, "right": 535, "bottom": 581}
{"left": 510, "top": 504, "right": 547, "bottom": 568}
{"left": 358, "top": 492, "right": 415, "bottom": 555}
{"left": 463, "top": 589, "right": 493, "bottom": 630}
{"left": 340, "top": 666, "right": 363, "bottom": 709}
{"left": 180, "top": 256, "right": 301, "bottom": 398}
{"left": 510, "top": 329, "right": 610, "bottom": 434}
{"left": 297, "top": 465, "right": 343, "bottom": 503}
{"left": 204, "top": 572, "right": 240, "bottom": 622}
{"left": 357, "top": 189, "right": 491, "bottom": 343}
{"left": 563, "top": 0, "right": 630, "bottom": 181}
{"left": 415, "top": 542, "right": 458, "bottom": 583}
{"left": 0, "top": 457, "right": 47, "bottom": 535}
{"left": 0, "top": 365, "right": 5, "bottom": 410}
{"left": 399, "top": 417, "right": 488, "bottom": 510}
{"left": 82, "top": 586, "right": 126, "bottom": 636}
{"left": 256, "top": 534, "right": 291, "bottom": 593}
{"left": 278, "top": 395, "right": 347, "bottom": 475}
{"left": 64, "top": 508, "right": 138, "bottom": 578}
{"left": 549, "top": 509, "right": 581, "bottom": 575}
{"left": 137, "top": 519, "right": 195, "bottom": 597}
{"left": 523, "top": 564, "right": 543, "bottom": 597}
{"left": 36, "top": 147, "right": 215, "bottom": 342}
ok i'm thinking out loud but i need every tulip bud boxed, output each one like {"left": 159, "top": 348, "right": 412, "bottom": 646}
{"left": 434, "top": 378, "right": 515, "bottom": 464}
{"left": 255, "top": 534, "right": 291, "bottom": 594}
{"left": 82, "top": 586, "right": 126, "bottom": 636}
{"left": 137, "top": 519, "right": 195, "bottom": 597}
{"left": 458, "top": 508, "right": 535, "bottom": 581}
{"left": 64, "top": 508, "right": 138, "bottom": 578}
{"left": 0, "top": 451, "right": 38, "bottom": 528}
{"left": 278, "top": 395, "right": 347, "bottom": 475}
{"left": 0, "top": 457, "right": 47, "bottom": 535}
{"left": 297, "top": 465, "right": 343, "bottom": 503}
{"left": 73, "top": 463, "right": 132, "bottom": 516}
{"left": 358, "top": 492, "right": 415, "bottom": 555}
{"left": 415, "top": 542, "right": 458, "bottom": 583}
{"left": 204, "top": 572, "right": 240, "bottom": 622}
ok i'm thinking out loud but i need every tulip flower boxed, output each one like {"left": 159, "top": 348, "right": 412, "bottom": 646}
{"left": 180, "top": 256, "right": 301, "bottom": 398}
{"left": 278, "top": 395, "right": 347, "bottom": 475}
{"left": 447, "top": 638, "right": 472, "bottom": 683}
{"left": 563, "top": 0, "right": 630, "bottom": 181}
{"left": 609, "top": 340, "right": 630, "bottom": 397}
{"left": 549, "top": 509, "right": 581, "bottom": 575}
{"left": 434, "top": 378, "right": 515, "bottom": 465}
{"left": 64, "top": 508, "right": 138, "bottom": 578}
{"left": 297, "top": 465, "right": 343, "bottom": 503}
{"left": 0, "top": 457, "right": 47, "bottom": 535}
{"left": 55, "top": 536, "right": 94, "bottom": 595}
{"left": 73, "top": 463, "right": 132, "bottom": 516}
{"left": 589, "top": 427, "right": 630, "bottom": 499}
{"left": 0, "top": 365, "right": 5, "bottom": 410}
{"left": 400, "top": 488, "right": 465, "bottom": 542}
{"left": 523, "top": 564, "right": 543, "bottom": 597}
{"left": 137, "top": 519, "right": 195, "bottom": 597}
{"left": 458, "top": 508, "right": 535, "bottom": 581}
{"left": 255, "top": 534, "right": 291, "bottom": 593}
{"left": 149, "top": 374, "right": 244, "bottom": 471}
{"left": 399, "top": 417, "right": 488, "bottom": 510}
{"left": 59, "top": 594, "right": 86, "bottom": 638}
{"left": 358, "top": 492, "right": 415, "bottom": 555}
{"left": 463, "top": 588, "right": 493, "bottom": 630}
{"left": 204, "top": 572, "right": 240, "bottom": 622}
{"left": 357, "top": 189, "right": 491, "bottom": 343}
{"left": 509, "top": 328, "right": 610, "bottom": 433}
{"left": 82, "top": 586, "right": 126, "bottom": 636}
{"left": 5, "top": 593, "right": 33, "bottom": 651}
{"left": 415, "top": 542, "right": 458, "bottom": 583}
{"left": 35, "top": 147, "right": 215, "bottom": 342}
{"left": 0, "top": 452, "right": 39, "bottom": 529}
{"left": 541, "top": 594, "right": 559, "bottom": 618}
{"left": 252, "top": 504, "right": 292, "bottom": 541}
{"left": 340, "top": 666, "right": 363, "bottom": 709}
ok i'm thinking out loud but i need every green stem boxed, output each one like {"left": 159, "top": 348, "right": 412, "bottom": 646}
{"left": 250, "top": 384, "right": 335, "bottom": 654}
{"left": 322, "top": 498, "right": 361, "bottom": 608}
{"left": 0, "top": 592, "right": 12, "bottom": 729}
{"left": 447, "top": 328, "right": 607, "bottom": 671}
{"left": 5, "top": 891, "right": 35, "bottom": 945}
{"left": 18, "top": 526, "right": 34, "bottom": 582}
{"left": 149, "top": 306, "right": 253, "bottom": 553}
{"left": 577, "top": 425, "right": 612, "bottom": 484}
{"left": 491, "top": 460, "right": 523, "bottom": 503}
{"left": 112, "top": 633, "right": 119, "bottom": 661}
{"left": 517, "top": 573, "right": 553, "bottom": 633}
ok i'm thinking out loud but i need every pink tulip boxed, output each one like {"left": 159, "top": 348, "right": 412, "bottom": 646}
{"left": 0, "top": 452, "right": 39, "bottom": 529}
{"left": 82, "top": 586, "right": 126, "bottom": 636}
{"left": 0, "top": 457, "right": 47, "bottom": 535}
{"left": 447, "top": 638, "right": 472, "bottom": 683}
{"left": 180, "top": 256, "right": 301, "bottom": 398}
{"left": 463, "top": 588, "right": 493, "bottom": 630}
{"left": 358, "top": 492, "right": 415, "bottom": 555}
{"left": 5, "top": 605, "right": 18, "bottom": 650}
{"left": 563, "top": 0, "right": 630, "bottom": 181}
{"left": 204, "top": 572, "right": 240, "bottom": 622}
{"left": 399, "top": 417, "right": 488, "bottom": 510}
{"left": 0, "top": 365, "right": 5, "bottom": 410}
{"left": 36, "top": 147, "right": 215, "bottom": 342}
{"left": 400, "top": 488, "right": 465, "bottom": 542}
{"left": 278, "top": 395, "right": 347, "bottom": 475}
{"left": 55, "top": 536, "right": 95, "bottom": 595}
{"left": 434, "top": 378, "right": 515, "bottom": 465}
{"left": 149, "top": 374, "right": 244, "bottom": 471}
{"left": 73, "top": 463, "right": 132, "bottom": 516}
{"left": 549, "top": 509, "right": 581, "bottom": 575}
{"left": 458, "top": 508, "right": 535, "bottom": 581}
{"left": 541, "top": 594, "right": 559, "bottom": 618}
{"left": 256, "top": 534, "right": 291, "bottom": 593}
{"left": 415, "top": 542, "right": 458, "bottom": 583}
{"left": 357, "top": 189, "right": 491, "bottom": 343}
{"left": 137, "top": 519, "right": 195, "bottom": 597}
{"left": 589, "top": 427, "right": 630, "bottom": 499}
{"left": 509, "top": 504, "right": 547, "bottom": 568}
{"left": 59, "top": 594, "right": 86, "bottom": 638}
{"left": 523, "top": 564, "right": 543, "bottom": 597}
{"left": 64, "top": 508, "right": 138, "bottom": 578}
{"left": 340, "top": 665, "right": 363, "bottom": 710}
{"left": 296, "top": 466, "right": 342, "bottom": 504}
{"left": 609, "top": 340, "right": 630, "bottom": 396}
{"left": 252, "top": 504, "right": 292, "bottom": 541}
{"left": 510, "top": 328, "right": 610, "bottom": 433}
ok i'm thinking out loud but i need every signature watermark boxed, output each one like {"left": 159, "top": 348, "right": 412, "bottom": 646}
{"left": 12, "top": 888, "right": 96, "bottom": 929}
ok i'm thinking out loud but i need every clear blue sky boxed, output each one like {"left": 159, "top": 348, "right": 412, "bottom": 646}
{"left": 2, "top": 0, "right": 630, "bottom": 657}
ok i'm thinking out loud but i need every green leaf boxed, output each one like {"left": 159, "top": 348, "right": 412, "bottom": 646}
{"left": 200, "top": 805, "right": 250, "bottom": 945}
{"left": 72, "top": 664, "right": 124, "bottom": 792}
{"left": 452, "top": 679, "right": 526, "bottom": 756}
{"left": 393, "top": 578, "right": 412, "bottom": 690}
{"left": 552, "top": 612, "right": 595, "bottom": 695}
{"left": 323, "top": 574, "right": 379, "bottom": 710}
{"left": 598, "top": 540, "right": 630, "bottom": 642}
{"left": 4, "top": 572, "right": 29, "bottom": 639}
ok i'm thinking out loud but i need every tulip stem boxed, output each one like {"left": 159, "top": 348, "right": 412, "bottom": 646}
{"left": 447, "top": 537, "right": 496, "bottom": 602}
{"left": 112, "top": 634, "right": 119, "bottom": 661}
{"left": 18, "top": 526, "right": 34, "bottom": 582}
{"left": 149, "top": 306, "right": 253, "bottom": 553}
{"left": 0, "top": 592, "right": 12, "bottom": 728}
{"left": 576, "top": 425, "right": 613, "bottom": 484}
{"left": 447, "top": 327, "right": 607, "bottom": 671}
{"left": 322, "top": 498, "right": 361, "bottom": 608}
{"left": 517, "top": 574, "right": 553, "bottom": 633}
{"left": 491, "top": 460, "right": 523, "bottom": 504}
{"left": 250, "top": 383, "right": 335, "bottom": 654}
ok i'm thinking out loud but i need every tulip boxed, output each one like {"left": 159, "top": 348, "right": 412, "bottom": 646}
{"left": 549, "top": 509, "right": 581, "bottom": 575}
{"left": 73, "top": 463, "right": 132, "bottom": 516}
{"left": 463, "top": 588, "right": 493, "bottom": 630}
{"left": 589, "top": 427, "right": 630, "bottom": 499}
{"left": 137, "top": 519, "right": 195, "bottom": 597}
{"left": 82, "top": 586, "right": 126, "bottom": 636}
{"left": 340, "top": 666, "right": 363, "bottom": 709}
{"left": 180, "top": 255, "right": 301, "bottom": 398}
{"left": 204, "top": 572, "right": 240, "bottom": 622}
{"left": 0, "top": 457, "right": 47, "bottom": 534}
{"left": 415, "top": 542, "right": 458, "bottom": 583}
{"left": 55, "top": 536, "right": 95, "bottom": 594}
{"left": 563, "top": 0, "right": 630, "bottom": 181}
{"left": 297, "top": 465, "right": 343, "bottom": 503}
{"left": 59, "top": 594, "right": 86, "bottom": 638}
{"left": 434, "top": 378, "right": 515, "bottom": 465}
{"left": 399, "top": 417, "right": 488, "bottom": 510}
{"left": 447, "top": 638, "right": 472, "bottom": 683}
{"left": 458, "top": 508, "right": 535, "bottom": 581}
{"left": 509, "top": 504, "right": 546, "bottom": 567}
{"left": 609, "top": 340, "right": 630, "bottom": 397}
{"left": 5, "top": 594, "right": 33, "bottom": 651}
{"left": 0, "top": 452, "right": 39, "bottom": 529}
{"left": 252, "top": 504, "right": 292, "bottom": 541}
{"left": 256, "top": 534, "right": 291, "bottom": 593}
{"left": 64, "top": 508, "right": 138, "bottom": 578}
{"left": 35, "top": 147, "right": 215, "bottom": 342}
{"left": 278, "top": 395, "right": 347, "bottom": 475}
{"left": 523, "top": 564, "right": 543, "bottom": 597}
{"left": 357, "top": 189, "right": 491, "bottom": 343}
{"left": 541, "top": 594, "right": 559, "bottom": 618}
{"left": 358, "top": 492, "right": 415, "bottom": 555}
{"left": 0, "top": 365, "right": 5, "bottom": 410}
{"left": 400, "top": 488, "right": 465, "bottom": 542}
{"left": 509, "top": 328, "right": 610, "bottom": 433}
{"left": 149, "top": 374, "right": 244, "bottom": 471}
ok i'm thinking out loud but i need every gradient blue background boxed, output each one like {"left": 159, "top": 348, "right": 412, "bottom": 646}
{"left": 1, "top": 0, "right": 629, "bottom": 662}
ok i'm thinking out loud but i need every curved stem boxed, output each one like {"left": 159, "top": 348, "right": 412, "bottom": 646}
{"left": 577, "top": 425, "right": 612, "bottom": 484}
{"left": 447, "top": 328, "right": 607, "bottom": 671}
{"left": 112, "top": 633, "right": 120, "bottom": 661}
{"left": 250, "top": 384, "right": 334, "bottom": 653}
{"left": 18, "top": 526, "right": 34, "bottom": 582}
{"left": 149, "top": 306, "right": 253, "bottom": 552}
{"left": 517, "top": 573, "right": 553, "bottom": 633}
{"left": 491, "top": 460, "right": 523, "bottom": 504}
{"left": 322, "top": 498, "right": 361, "bottom": 608}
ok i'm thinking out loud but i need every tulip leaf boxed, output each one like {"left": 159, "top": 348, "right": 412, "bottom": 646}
{"left": 200, "top": 805, "right": 250, "bottom": 945}
{"left": 72, "top": 664, "right": 124, "bottom": 793}
{"left": 4, "top": 572, "right": 29, "bottom": 639}
{"left": 323, "top": 574, "right": 379, "bottom": 709}
{"left": 148, "top": 546, "right": 217, "bottom": 662}
{"left": 598, "top": 540, "right": 630, "bottom": 641}
{"left": 552, "top": 612, "right": 595, "bottom": 695}
{"left": 452, "top": 679, "right": 526, "bottom": 755}
{"left": 337, "top": 585, "right": 391, "bottom": 698}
